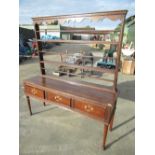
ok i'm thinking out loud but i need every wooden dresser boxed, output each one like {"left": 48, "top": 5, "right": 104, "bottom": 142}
{"left": 23, "top": 10, "right": 127, "bottom": 150}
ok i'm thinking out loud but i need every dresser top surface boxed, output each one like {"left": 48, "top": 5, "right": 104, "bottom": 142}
{"left": 24, "top": 76, "right": 117, "bottom": 106}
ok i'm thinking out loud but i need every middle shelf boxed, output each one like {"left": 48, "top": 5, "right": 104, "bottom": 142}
{"left": 36, "top": 39, "right": 120, "bottom": 44}
{"left": 40, "top": 60, "right": 115, "bottom": 74}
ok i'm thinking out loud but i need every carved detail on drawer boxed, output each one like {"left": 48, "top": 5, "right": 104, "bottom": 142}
{"left": 47, "top": 91, "right": 70, "bottom": 106}
{"left": 74, "top": 100, "right": 105, "bottom": 119}
{"left": 31, "top": 88, "right": 38, "bottom": 95}
{"left": 84, "top": 104, "right": 94, "bottom": 112}
{"left": 25, "top": 85, "right": 44, "bottom": 98}
{"left": 54, "top": 95, "right": 62, "bottom": 102}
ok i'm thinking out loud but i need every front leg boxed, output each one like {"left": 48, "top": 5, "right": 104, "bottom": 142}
{"left": 103, "top": 124, "right": 109, "bottom": 150}
{"left": 43, "top": 91, "right": 46, "bottom": 106}
{"left": 109, "top": 113, "right": 115, "bottom": 131}
{"left": 26, "top": 96, "right": 32, "bottom": 115}
{"left": 109, "top": 102, "right": 117, "bottom": 131}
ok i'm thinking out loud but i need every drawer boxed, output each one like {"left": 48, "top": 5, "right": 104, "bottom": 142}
{"left": 25, "top": 85, "right": 44, "bottom": 98}
{"left": 46, "top": 91, "right": 70, "bottom": 106}
{"left": 74, "top": 100, "right": 105, "bottom": 119}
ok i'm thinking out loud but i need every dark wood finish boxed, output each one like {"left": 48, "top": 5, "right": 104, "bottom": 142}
{"left": 46, "top": 91, "right": 70, "bottom": 106}
{"left": 109, "top": 113, "right": 115, "bottom": 131}
{"left": 41, "top": 68, "right": 114, "bottom": 83}
{"left": 40, "top": 60, "right": 115, "bottom": 74}
{"left": 103, "top": 124, "right": 109, "bottom": 150}
{"left": 34, "top": 24, "right": 46, "bottom": 75}
{"left": 36, "top": 29, "right": 120, "bottom": 34}
{"left": 34, "top": 24, "right": 46, "bottom": 106}
{"left": 32, "top": 10, "right": 127, "bottom": 24}
{"left": 41, "top": 75, "right": 115, "bottom": 94}
{"left": 36, "top": 39, "right": 119, "bottom": 44}
{"left": 23, "top": 10, "right": 127, "bottom": 150}
{"left": 109, "top": 102, "right": 116, "bottom": 131}
{"left": 24, "top": 76, "right": 116, "bottom": 107}
{"left": 24, "top": 76, "right": 116, "bottom": 126}
{"left": 25, "top": 85, "right": 44, "bottom": 98}
{"left": 43, "top": 91, "right": 46, "bottom": 106}
{"left": 74, "top": 100, "right": 105, "bottom": 119}
{"left": 26, "top": 96, "right": 32, "bottom": 115}
{"left": 113, "top": 17, "right": 126, "bottom": 91}
{"left": 60, "top": 54, "right": 115, "bottom": 59}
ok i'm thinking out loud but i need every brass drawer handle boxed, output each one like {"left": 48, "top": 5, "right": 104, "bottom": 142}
{"left": 84, "top": 105, "right": 94, "bottom": 112}
{"left": 31, "top": 88, "right": 37, "bottom": 95}
{"left": 54, "top": 95, "right": 62, "bottom": 102}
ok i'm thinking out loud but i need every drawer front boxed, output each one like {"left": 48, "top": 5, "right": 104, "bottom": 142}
{"left": 47, "top": 91, "right": 70, "bottom": 106}
{"left": 25, "top": 85, "right": 44, "bottom": 98}
{"left": 74, "top": 100, "right": 105, "bottom": 119}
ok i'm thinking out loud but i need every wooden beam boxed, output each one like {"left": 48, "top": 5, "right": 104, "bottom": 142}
{"left": 36, "top": 29, "right": 120, "bottom": 34}
{"left": 40, "top": 60, "right": 115, "bottom": 74}
{"left": 36, "top": 39, "right": 119, "bottom": 44}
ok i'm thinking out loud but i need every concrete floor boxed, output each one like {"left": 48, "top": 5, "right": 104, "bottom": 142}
{"left": 19, "top": 45, "right": 135, "bottom": 155}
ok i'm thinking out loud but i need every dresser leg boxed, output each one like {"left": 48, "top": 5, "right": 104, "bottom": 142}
{"left": 103, "top": 124, "right": 109, "bottom": 150}
{"left": 43, "top": 91, "right": 46, "bottom": 106}
{"left": 109, "top": 114, "right": 115, "bottom": 131}
{"left": 26, "top": 96, "right": 32, "bottom": 115}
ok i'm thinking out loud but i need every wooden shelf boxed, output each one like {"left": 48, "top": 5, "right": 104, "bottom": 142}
{"left": 40, "top": 52, "right": 115, "bottom": 62}
{"left": 36, "top": 39, "right": 119, "bottom": 44}
{"left": 40, "top": 75, "right": 115, "bottom": 93}
{"left": 41, "top": 67, "right": 114, "bottom": 83}
{"left": 40, "top": 60, "right": 115, "bottom": 74}
{"left": 37, "top": 29, "right": 120, "bottom": 34}
{"left": 32, "top": 10, "right": 128, "bottom": 21}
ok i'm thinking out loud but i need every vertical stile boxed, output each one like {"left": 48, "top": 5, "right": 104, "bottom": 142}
{"left": 113, "top": 15, "right": 126, "bottom": 91}
{"left": 34, "top": 23, "right": 46, "bottom": 75}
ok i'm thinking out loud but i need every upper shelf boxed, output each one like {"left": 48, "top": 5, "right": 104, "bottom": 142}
{"left": 32, "top": 10, "right": 128, "bottom": 25}
{"left": 36, "top": 29, "right": 120, "bottom": 34}
{"left": 35, "top": 39, "right": 120, "bottom": 44}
